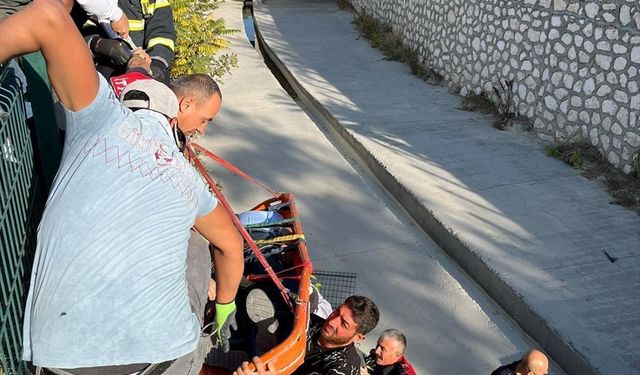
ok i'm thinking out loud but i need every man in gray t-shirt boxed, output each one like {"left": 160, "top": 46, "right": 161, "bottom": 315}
{"left": 0, "top": 2, "right": 244, "bottom": 374}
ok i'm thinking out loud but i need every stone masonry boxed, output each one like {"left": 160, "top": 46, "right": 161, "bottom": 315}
{"left": 348, "top": 0, "right": 640, "bottom": 174}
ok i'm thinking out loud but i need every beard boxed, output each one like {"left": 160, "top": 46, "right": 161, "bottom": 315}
{"left": 319, "top": 325, "right": 353, "bottom": 347}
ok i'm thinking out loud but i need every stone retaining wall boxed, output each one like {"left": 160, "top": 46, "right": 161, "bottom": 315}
{"left": 349, "top": 0, "right": 640, "bottom": 174}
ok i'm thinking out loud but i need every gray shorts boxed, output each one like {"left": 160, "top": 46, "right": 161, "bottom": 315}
{"left": 170, "top": 231, "right": 213, "bottom": 375}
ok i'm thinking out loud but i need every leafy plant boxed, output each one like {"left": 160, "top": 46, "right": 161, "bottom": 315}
{"left": 353, "top": 11, "right": 443, "bottom": 85}
{"left": 209, "top": 53, "right": 239, "bottom": 79}
{"left": 632, "top": 153, "right": 640, "bottom": 178}
{"left": 493, "top": 79, "right": 514, "bottom": 117}
{"left": 569, "top": 150, "right": 583, "bottom": 167}
{"left": 337, "top": 0, "right": 353, "bottom": 10}
{"left": 462, "top": 80, "right": 517, "bottom": 130}
{"left": 462, "top": 92, "right": 498, "bottom": 114}
{"left": 355, "top": 9, "right": 517, "bottom": 130}
{"left": 545, "top": 146, "right": 560, "bottom": 158}
{"left": 171, "top": 0, "right": 239, "bottom": 78}
{"left": 354, "top": 12, "right": 381, "bottom": 42}
{"left": 544, "top": 142, "right": 640, "bottom": 213}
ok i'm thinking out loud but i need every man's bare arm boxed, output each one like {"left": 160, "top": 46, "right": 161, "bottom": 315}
{"left": 0, "top": 0, "right": 98, "bottom": 111}
{"left": 195, "top": 204, "right": 244, "bottom": 304}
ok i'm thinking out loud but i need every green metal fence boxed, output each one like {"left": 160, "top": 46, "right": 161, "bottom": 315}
{"left": 0, "top": 54, "right": 61, "bottom": 375}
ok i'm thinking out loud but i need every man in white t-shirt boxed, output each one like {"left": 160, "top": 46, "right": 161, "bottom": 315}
{"left": 0, "top": 2, "right": 243, "bottom": 374}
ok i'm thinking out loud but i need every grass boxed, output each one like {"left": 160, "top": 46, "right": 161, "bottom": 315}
{"left": 337, "top": 0, "right": 353, "bottom": 10}
{"left": 545, "top": 145, "right": 561, "bottom": 158}
{"left": 461, "top": 87, "right": 521, "bottom": 131}
{"left": 352, "top": 12, "right": 443, "bottom": 85}
{"left": 632, "top": 153, "right": 640, "bottom": 178}
{"left": 546, "top": 143, "right": 640, "bottom": 213}
{"left": 351, "top": 7, "right": 519, "bottom": 130}
{"left": 344, "top": 0, "right": 637, "bottom": 190}
{"left": 462, "top": 92, "right": 498, "bottom": 115}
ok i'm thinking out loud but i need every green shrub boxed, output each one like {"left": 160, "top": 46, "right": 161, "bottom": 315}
{"left": 171, "top": 0, "right": 238, "bottom": 78}
{"left": 462, "top": 92, "right": 498, "bottom": 114}
{"left": 353, "top": 11, "right": 442, "bottom": 85}
{"left": 632, "top": 153, "right": 640, "bottom": 178}
{"left": 569, "top": 150, "right": 583, "bottom": 167}
{"left": 337, "top": 0, "right": 353, "bottom": 10}
{"left": 545, "top": 146, "right": 560, "bottom": 158}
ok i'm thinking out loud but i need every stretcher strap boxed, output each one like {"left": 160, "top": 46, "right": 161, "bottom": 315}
{"left": 192, "top": 143, "right": 280, "bottom": 197}
{"left": 186, "top": 145, "right": 294, "bottom": 311}
{"left": 254, "top": 234, "right": 305, "bottom": 245}
{"left": 246, "top": 261, "right": 313, "bottom": 285}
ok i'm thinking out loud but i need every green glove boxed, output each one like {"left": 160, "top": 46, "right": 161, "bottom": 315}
{"left": 213, "top": 300, "right": 237, "bottom": 353}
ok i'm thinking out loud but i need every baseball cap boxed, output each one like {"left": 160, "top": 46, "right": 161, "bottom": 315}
{"left": 110, "top": 71, "right": 153, "bottom": 97}
{"left": 120, "top": 79, "right": 179, "bottom": 118}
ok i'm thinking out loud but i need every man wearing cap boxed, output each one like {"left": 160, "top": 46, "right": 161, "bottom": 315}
{"left": 113, "top": 49, "right": 224, "bottom": 144}
{"left": 117, "top": 53, "right": 232, "bottom": 349}
{"left": 0, "top": 2, "right": 243, "bottom": 375}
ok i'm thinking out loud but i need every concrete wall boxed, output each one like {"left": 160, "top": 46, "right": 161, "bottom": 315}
{"left": 349, "top": 0, "right": 640, "bottom": 174}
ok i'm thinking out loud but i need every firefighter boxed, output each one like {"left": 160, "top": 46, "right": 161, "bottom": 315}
{"left": 118, "top": 0, "right": 176, "bottom": 84}
{"left": 77, "top": 0, "right": 176, "bottom": 84}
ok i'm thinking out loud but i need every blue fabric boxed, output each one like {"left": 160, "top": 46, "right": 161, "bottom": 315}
{"left": 238, "top": 210, "right": 283, "bottom": 226}
{"left": 22, "top": 74, "right": 217, "bottom": 368}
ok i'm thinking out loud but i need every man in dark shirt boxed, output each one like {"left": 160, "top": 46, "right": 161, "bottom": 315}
{"left": 235, "top": 295, "right": 380, "bottom": 375}
{"left": 365, "top": 329, "right": 416, "bottom": 375}
{"left": 491, "top": 349, "right": 549, "bottom": 375}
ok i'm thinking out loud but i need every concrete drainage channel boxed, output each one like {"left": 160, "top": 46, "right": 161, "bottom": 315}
{"left": 249, "top": 5, "right": 596, "bottom": 375}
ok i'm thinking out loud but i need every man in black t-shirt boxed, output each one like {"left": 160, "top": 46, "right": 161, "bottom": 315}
{"left": 491, "top": 349, "right": 549, "bottom": 375}
{"left": 492, "top": 359, "right": 519, "bottom": 375}
{"left": 235, "top": 295, "right": 380, "bottom": 375}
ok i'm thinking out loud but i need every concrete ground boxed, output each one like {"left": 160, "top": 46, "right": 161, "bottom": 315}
{"left": 200, "top": 0, "right": 638, "bottom": 374}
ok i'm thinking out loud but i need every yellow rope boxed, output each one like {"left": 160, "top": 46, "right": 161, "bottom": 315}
{"left": 254, "top": 234, "right": 305, "bottom": 245}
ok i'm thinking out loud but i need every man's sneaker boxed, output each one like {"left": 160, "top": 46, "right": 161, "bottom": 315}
{"left": 246, "top": 287, "right": 279, "bottom": 334}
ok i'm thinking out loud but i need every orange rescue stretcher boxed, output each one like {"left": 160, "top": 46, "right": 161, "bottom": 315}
{"left": 186, "top": 144, "right": 312, "bottom": 375}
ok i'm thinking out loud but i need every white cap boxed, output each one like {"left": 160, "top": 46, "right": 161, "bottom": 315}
{"left": 119, "top": 79, "right": 179, "bottom": 118}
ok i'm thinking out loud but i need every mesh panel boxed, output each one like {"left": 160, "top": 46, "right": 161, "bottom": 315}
{"left": 0, "top": 63, "right": 45, "bottom": 375}
{"left": 311, "top": 270, "right": 357, "bottom": 308}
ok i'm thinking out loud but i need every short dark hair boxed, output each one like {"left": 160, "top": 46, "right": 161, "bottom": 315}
{"left": 169, "top": 73, "right": 221, "bottom": 103}
{"left": 121, "top": 90, "right": 149, "bottom": 104}
{"left": 343, "top": 295, "right": 379, "bottom": 335}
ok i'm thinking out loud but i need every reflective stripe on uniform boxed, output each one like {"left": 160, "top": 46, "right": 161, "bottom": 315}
{"left": 140, "top": 0, "right": 169, "bottom": 16}
{"left": 147, "top": 37, "right": 175, "bottom": 51}
{"left": 82, "top": 19, "right": 97, "bottom": 28}
{"left": 155, "top": 0, "right": 170, "bottom": 9}
{"left": 145, "top": 0, "right": 170, "bottom": 15}
{"left": 128, "top": 19, "right": 145, "bottom": 31}
{"left": 140, "top": 0, "right": 152, "bottom": 16}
